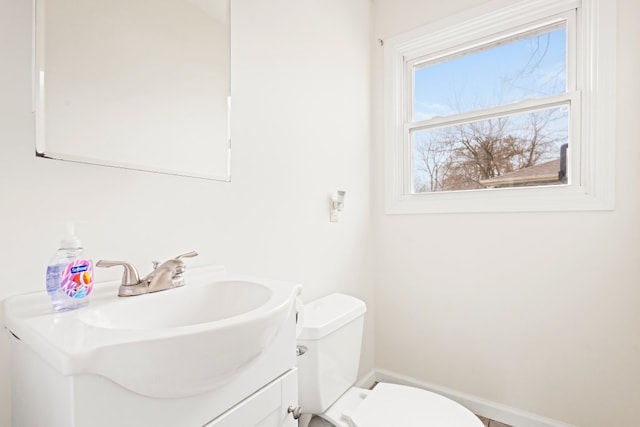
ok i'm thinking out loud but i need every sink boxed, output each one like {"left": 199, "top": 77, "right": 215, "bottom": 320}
{"left": 78, "top": 280, "right": 273, "bottom": 330}
{"left": 4, "top": 266, "right": 301, "bottom": 399}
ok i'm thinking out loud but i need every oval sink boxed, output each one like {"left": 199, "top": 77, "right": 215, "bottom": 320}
{"left": 79, "top": 280, "right": 272, "bottom": 330}
{"left": 4, "top": 266, "right": 301, "bottom": 399}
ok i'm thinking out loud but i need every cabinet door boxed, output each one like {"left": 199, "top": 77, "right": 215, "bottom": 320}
{"left": 205, "top": 369, "right": 298, "bottom": 427}
{"left": 279, "top": 367, "right": 299, "bottom": 427}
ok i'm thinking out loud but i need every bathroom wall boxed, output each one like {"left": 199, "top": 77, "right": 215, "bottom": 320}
{"left": 371, "top": 0, "right": 640, "bottom": 426}
{"left": 0, "top": 0, "right": 373, "bottom": 424}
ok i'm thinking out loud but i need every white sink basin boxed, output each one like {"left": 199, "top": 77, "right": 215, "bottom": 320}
{"left": 78, "top": 279, "right": 273, "bottom": 330}
{"left": 4, "top": 266, "right": 301, "bottom": 399}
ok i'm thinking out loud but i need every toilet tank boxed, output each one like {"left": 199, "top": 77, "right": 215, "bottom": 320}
{"left": 297, "top": 293, "right": 367, "bottom": 414}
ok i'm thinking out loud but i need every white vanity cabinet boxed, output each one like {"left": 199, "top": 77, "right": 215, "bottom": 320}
{"left": 8, "top": 324, "right": 299, "bottom": 427}
{"left": 5, "top": 267, "right": 302, "bottom": 427}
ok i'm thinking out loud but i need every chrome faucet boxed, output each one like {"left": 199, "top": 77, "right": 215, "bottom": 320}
{"left": 96, "top": 251, "right": 198, "bottom": 297}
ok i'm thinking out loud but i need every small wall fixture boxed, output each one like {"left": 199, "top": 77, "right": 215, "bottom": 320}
{"left": 330, "top": 190, "right": 346, "bottom": 222}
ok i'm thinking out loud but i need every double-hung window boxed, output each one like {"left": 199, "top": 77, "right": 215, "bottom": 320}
{"left": 384, "top": 0, "right": 616, "bottom": 213}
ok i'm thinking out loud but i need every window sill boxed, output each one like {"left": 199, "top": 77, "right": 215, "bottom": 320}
{"left": 385, "top": 183, "right": 614, "bottom": 214}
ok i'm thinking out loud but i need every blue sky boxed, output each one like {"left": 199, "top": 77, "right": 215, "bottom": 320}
{"left": 414, "top": 26, "right": 567, "bottom": 121}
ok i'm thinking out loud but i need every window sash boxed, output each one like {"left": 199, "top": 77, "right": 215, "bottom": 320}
{"left": 405, "top": 11, "right": 576, "bottom": 125}
{"left": 408, "top": 20, "right": 571, "bottom": 123}
{"left": 408, "top": 102, "right": 573, "bottom": 193}
{"left": 401, "top": 10, "right": 578, "bottom": 197}
{"left": 401, "top": 93, "right": 581, "bottom": 195}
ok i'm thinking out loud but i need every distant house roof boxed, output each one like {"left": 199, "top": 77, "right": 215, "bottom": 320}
{"left": 479, "top": 159, "right": 562, "bottom": 188}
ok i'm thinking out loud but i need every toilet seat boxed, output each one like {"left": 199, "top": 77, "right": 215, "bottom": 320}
{"left": 329, "top": 383, "right": 483, "bottom": 427}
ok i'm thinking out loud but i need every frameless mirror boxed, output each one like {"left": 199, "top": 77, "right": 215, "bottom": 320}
{"left": 34, "top": 0, "right": 231, "bottom": 181}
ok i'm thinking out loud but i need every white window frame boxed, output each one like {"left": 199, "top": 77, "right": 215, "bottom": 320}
{"left": 384, "top": 0, "right": 616, "bottom": 214}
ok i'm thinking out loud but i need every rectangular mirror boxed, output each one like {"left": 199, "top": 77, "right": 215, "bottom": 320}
{"left": 34, "top": 0, "right": 231, "bottom": 181}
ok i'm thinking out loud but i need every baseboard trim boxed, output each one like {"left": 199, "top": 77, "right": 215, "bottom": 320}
{"left": 373, "top": 369, "right": 576, "bottom": 427}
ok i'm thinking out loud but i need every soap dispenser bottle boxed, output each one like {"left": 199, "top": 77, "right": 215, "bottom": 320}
{"left": 45, "top": 223, "right": 94, "bottom": 312}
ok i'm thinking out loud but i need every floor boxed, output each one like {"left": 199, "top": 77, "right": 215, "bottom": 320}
{"left": 477, "top": 415, "right": 512, "bottom": 427}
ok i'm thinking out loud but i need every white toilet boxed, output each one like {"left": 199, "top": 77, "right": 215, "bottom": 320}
{"left": 297, "top": 293, "right": 484, "bottom": 427}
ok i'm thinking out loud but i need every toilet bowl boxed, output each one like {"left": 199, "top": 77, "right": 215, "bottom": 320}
{"left": 297, "top": 293, "right": 483, "bottom": 427}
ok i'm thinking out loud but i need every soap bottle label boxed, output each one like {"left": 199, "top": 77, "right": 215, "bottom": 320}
{"left": 46, "top": 264, "right": 63, "bottom": 293}
{"left": 60, "top": 259, "right": 93, "bottom": 299}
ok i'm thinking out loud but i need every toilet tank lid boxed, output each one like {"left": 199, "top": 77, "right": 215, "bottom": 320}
{"left": 299, "top": 293, "right": 366, "bottom": 340}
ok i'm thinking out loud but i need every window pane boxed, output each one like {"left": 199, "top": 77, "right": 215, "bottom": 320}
{"left": 412, "top": 105, "right": 569, "bottom": 193}
{"left": 413, "top": 25, "right": 566, "bottom": 121}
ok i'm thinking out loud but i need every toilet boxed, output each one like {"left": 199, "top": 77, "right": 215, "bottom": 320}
{"left": 297, "top": 293, "right": 483, "bottom": 427}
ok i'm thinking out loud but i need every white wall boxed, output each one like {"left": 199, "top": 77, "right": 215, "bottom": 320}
{"left": 371, "top": 1, "right": 640, "bottom": 426}
{"left": 0, "top": 0, "right": 373, "bottom": 425}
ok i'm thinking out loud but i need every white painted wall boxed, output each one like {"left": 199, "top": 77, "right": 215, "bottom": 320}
{"left": 0, "top": 0, "right": 373, "bottom": 425}
{"left": 371, "top": 1, "right": 640, "bottom": 426}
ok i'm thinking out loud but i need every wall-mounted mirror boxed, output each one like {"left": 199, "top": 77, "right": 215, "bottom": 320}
{"left": 34, "top": 0, "right": 231, "bottom": 181}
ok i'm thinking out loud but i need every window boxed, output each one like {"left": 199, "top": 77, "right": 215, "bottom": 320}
{"left": 384, "top": 0, "right": 616, "bottom": 213}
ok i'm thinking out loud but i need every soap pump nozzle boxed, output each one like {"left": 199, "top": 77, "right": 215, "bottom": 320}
{"left": 60, "top": 221, "right": 83, "bottom": 249}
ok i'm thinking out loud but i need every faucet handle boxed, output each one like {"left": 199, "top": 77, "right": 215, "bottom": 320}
{"left": 175, "top": 251, "right": 198, "bottom": 260}
{"left": 96, "top": 260, "right": 141, "bottom": 286}
{"left": 163, "top": 251, "right": 197, "bottom": 288}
